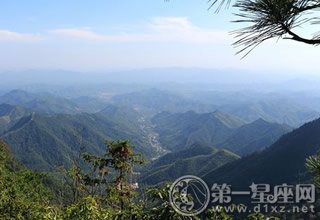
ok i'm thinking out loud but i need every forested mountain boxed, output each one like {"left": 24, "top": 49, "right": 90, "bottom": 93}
{"left": 70, "top": 96, "right": 108, "bottom": 113}
{"left": 220, "top": 99, "right": 319, "bottom": 127}
{"left": 140, "top": 117, "right": 291, "bottom": 185}
{"left": 181, "top": 90, "right": 320, "bottom": 127}
{"left": 152, "top": 110, "right": 290, "bottom": 154}
{"left": 152, "top": 110, "right": 245, "bottom": 152}
{"left": 0, "top": 140, "right": 23, "bottom": 172}
{"left": 0, "top": 103, "right": 33, "bottom": 134}
{"left": 140, "top": 143, "right": 240, "bottom": 185}
{"left": 219, "top": 118, "right": 292, "bottom": 155}
{"left": 0, "top": 90, "right": 82, "bottom": 114}
{"left": 203, "top": 118, "right": 320, "bottom": 189}
{"left": 0, "top": 105, "right": 155, "bottom": 171}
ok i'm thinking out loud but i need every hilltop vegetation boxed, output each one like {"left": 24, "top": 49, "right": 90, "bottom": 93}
{"left": 0, "top": 139, "right": 238, "bottom": 219}
{"left": 0, "top": 140, "right": 53, "bottom": 219}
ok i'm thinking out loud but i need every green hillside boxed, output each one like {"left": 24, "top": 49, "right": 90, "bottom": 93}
{"left": 152, "top": 110, "right": 290, "bottom": 155}
{"left": 203, "top": 118, "right": 320, "bottom": 189}
{"left": 140, "top": 143, "right": 240, "bottom": 185}
{"left": 0, "top": 140, "right": 53, "bottom": 218}
{"left": 0, "top": 103, "right": 33, "bottom": 134}
{"left": 0, "top": 106, "right": 155, "bottom": 171}
{"left": 152, "top": 110, "right": 246, "bottom": 152}
{"left": 219, "top": 118, "right": 292, "bottom": 155}
{"left": 0, "top": 90, "right": 82, "bottom": 114}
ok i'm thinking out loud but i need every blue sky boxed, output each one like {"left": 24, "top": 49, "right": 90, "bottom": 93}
{"left": 0, "top": 0, "right": 318, "bottom": 76}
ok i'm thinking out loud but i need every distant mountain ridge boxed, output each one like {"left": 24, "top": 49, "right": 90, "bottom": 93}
{"left": 203, "top": 117, "right": 320, "bottom": 189}
{"left": 0, "top": 90, "right": 82, "bottom": 114}
{"left": 112, "top": 88, "right": 216, "bottom": 115}
{"left": 152, "top": 110, "right": 245, "bottom": 152}
{"left": 152, "top": 110, "right": 291, "bottom": 155}
{"left": 219, "top": 118, "right": 292, "bottom": 155}
{"left": 220, "top": 99, "right": 320, "bottom": 127}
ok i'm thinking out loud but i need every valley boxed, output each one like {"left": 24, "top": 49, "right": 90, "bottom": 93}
{"left": 0, "top": 85, "right": 320, "bottom": 219}
{"left": 2, "top": 1, "right": 320, "bottom": 218}
{"left": 0, "top": 87, "right": 318, "bottom": 180}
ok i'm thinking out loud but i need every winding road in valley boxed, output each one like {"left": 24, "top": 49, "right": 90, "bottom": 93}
{"left": 137, "top": 116, "right": 168, "bottom": 160}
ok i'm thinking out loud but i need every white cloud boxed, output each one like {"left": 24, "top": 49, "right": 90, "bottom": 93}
{"left": 0, "top": 30, "right": 43, "bottom": 42}
{"left": 148, "top": 17, "right": 229, "bottom": 43}
{"left": 0, "top": 17, "right": 230, "bottom": 44}
{"left": 49, "top": 28, "right": 106, "bottom": 41}
{"left": 1, "top": 17, "right": 317, "bottom": 73}
{"left": 48, "top": 17, "right": 231, "bottom": 44}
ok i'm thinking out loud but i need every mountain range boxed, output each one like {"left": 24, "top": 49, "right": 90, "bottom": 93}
{"left": 152, "top": 110, "right": 291, "bottom": 155}
{"left": 220, "top": 99, "right": 320, "bottom": 127}
{"left": 0, "top": 103, "right": 32, "bottom": 134}
{"left": 1, "top": 87, "right": 319, "bottom": 195}
{"left": 0, "top": 90, "right": 82, "bottom": 114}
{"left": 112, "top": 88, "right": 216, "bottom": 115}
{"left": 203, "top": 118, "right": 320, "bottom": 189}
{"left": 140, "top": 143, "right": 240, "bottom": 185}
{"left": 0, "top": 103, "right": 155, "bottom": 171}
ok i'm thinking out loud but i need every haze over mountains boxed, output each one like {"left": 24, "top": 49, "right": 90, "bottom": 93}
{"left": 0, "top": 103, "right": 158, "bottom": 170}
{"left": 0, "top": 74, "right": 320, "bottom": 195}
{"left": 203, "top": 117, "right": 320, "bottom": 189}
{"left": 1, "top": 68, "right": 320, "bottom": 88}
{"left": 2, "top": 0, "right": 320, "bottom": 216}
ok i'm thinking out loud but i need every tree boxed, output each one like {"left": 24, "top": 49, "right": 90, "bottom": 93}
{"left": 306, "top": 153, "right": 320, "bottom": 189}
{"left": 209, "top": 0, "right": 320, "bottom": 56}
{"left": 82, "top": 140, "right": 146, "bottom": 218}
{"left": 0, "top": 141, "right": 56, "bottom": 219}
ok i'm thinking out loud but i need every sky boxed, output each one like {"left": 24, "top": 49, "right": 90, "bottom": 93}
{"left": 0, "top": 0, "right": 319, "bottom": 77}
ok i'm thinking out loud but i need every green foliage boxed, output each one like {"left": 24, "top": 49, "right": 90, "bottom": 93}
{"left": 82, "top": 140, "right": 145, "bottom": 211}
{"left": 209, "top": 0, "right": 320, "bottom": 56}
{"left": 306, "top": 153, "right": 320, "bottom": 189}
{"left": 0, "top": 141, "right": 54, "bottom": 219}
{"left": 146, "top": 184, "right": 200, "bottom": 220}
{"left": 1, "top": 136, "right": 308, "bottom": 219}
{"left": 63, "top": 196, "right": 111, "bottom": 220}
{"left": 247, "top": 213, "right": 280, "bottom": 220}
{"left": 146, "top": 184, "right": 238, "bottom": 220}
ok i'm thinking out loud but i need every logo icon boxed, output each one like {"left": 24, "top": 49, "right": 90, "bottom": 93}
{"left": 169, "top": 175, "right": 210, "bottom": 216}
